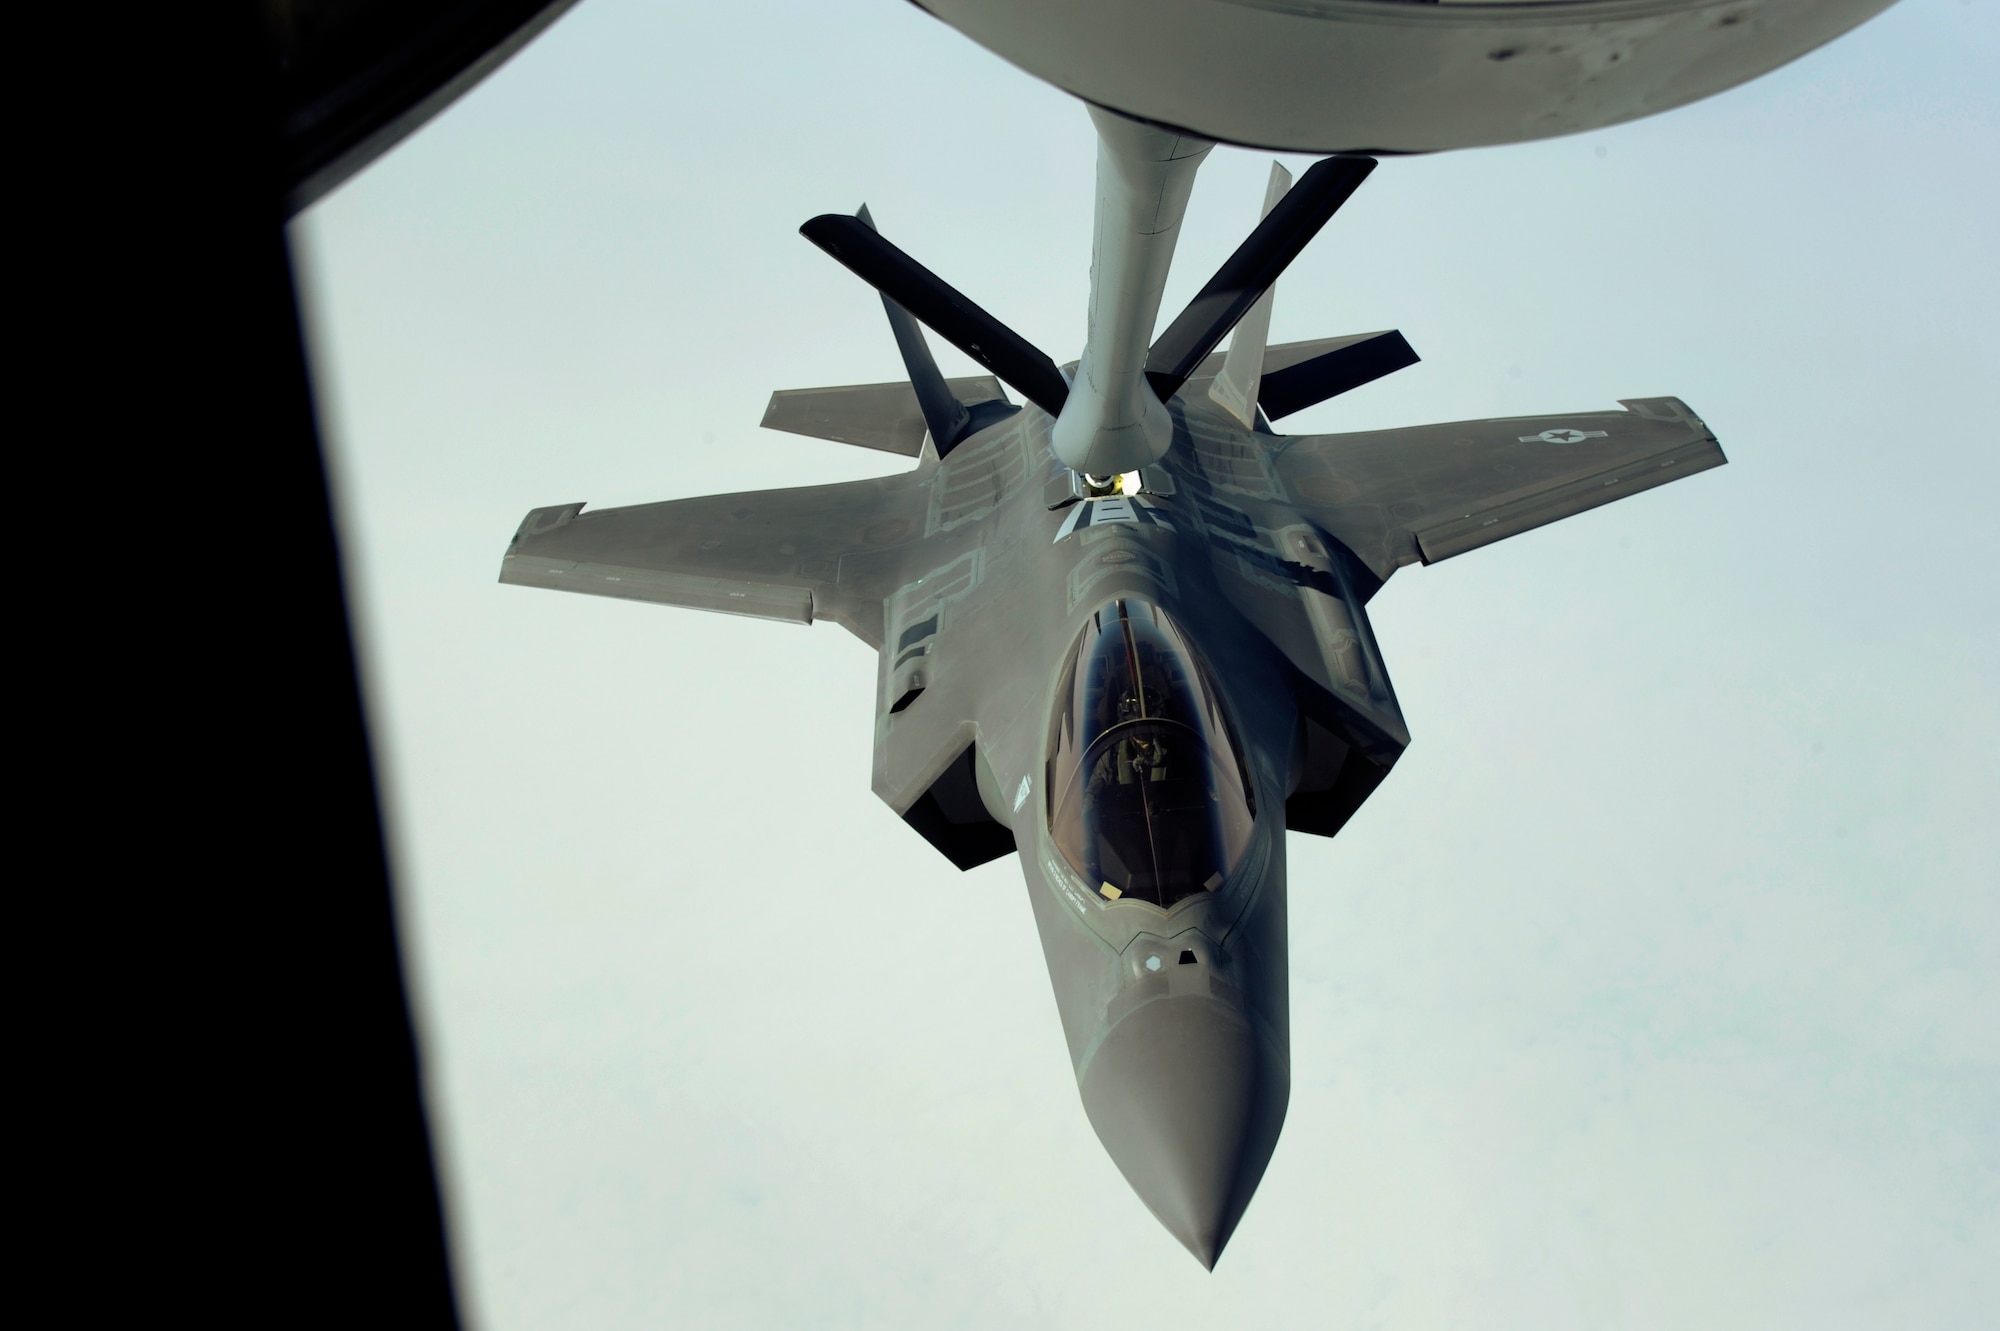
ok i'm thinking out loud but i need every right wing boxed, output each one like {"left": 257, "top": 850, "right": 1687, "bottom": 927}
{"left": 499, "top": 473, "right": 929, "bottom": 648}
{"left": 1272, "top": 397, "right": 1724, "bottom": 580}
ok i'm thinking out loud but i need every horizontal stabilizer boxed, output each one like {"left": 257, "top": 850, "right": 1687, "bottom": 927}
{"left": 762, "top": 377, "right": 1009, "bottom": 456}
{"left": 1173, "top": 333, "right": 1410, "bottom": 398}
{"left": 1258, "top": 330, "right": 1418, "bottom": 421}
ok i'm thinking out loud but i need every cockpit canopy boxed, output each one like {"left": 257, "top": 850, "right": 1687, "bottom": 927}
{"left": 1047, "top": 600, "right": 1256, "bottom": 909}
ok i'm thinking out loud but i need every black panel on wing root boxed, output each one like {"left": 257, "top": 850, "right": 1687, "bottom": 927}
{"left": 1285, "top": 708, "right": 1398, "bottom": 839}
{"left": 902, "top": 743, "right": 1017, "bottom": 870}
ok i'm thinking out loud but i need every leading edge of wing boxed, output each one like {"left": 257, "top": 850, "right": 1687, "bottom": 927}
{"left": 1408, "top": 398, "right": 1725, "bottom": 564}
{"left": 498, "top": 475, "right": 926, "bottom": 647}
{"left": 1273, "top": 397, "right": 1726, "bottom": 577}
{"left": 501, "top": 501, "right": 813, "bottom": 623}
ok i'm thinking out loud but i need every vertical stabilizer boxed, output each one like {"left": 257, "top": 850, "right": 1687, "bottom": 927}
{"left": 1208, "top": 163, "right": 1293, "bottom": 428}
{"left": 857, "top": 204, "right": 973, "bottom": 455}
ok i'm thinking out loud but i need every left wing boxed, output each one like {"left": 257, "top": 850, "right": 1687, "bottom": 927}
{"left": 1271, "top": 397, "right": 1724, "bottom": 580}
{"left": 499, "top": 474, "right": 928, "bottom": 648}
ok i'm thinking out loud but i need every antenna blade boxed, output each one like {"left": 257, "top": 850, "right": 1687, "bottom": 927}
{"left": 1258, "top": 330, "right": 1419, "bottom": 422}
{"left": 1145, "top": 155, "right": 1375, "bottom": 401}
{"left": 801, "top": 215, "right": 1070, "bottom": 419}
{"left": 855, "top": 206, "right": 972, "bottom": 454}
{"left": 1207, "top": 162, "right": 1293, "bottom": 427}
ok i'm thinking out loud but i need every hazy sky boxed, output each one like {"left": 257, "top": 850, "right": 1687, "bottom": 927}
{"left": 293, "top": 2, "right": 1996, "bottom": 1326}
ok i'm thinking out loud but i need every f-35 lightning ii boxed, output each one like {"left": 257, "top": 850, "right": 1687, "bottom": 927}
{"left": 500, "top": 109, "right": 1725, "bottom": 1266}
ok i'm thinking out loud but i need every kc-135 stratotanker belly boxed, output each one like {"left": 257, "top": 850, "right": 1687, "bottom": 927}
{"left": 501, "top": 109, "right": 1731, "bottom": 1265}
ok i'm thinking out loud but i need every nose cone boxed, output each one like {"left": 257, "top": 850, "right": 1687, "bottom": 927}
{"left": 1078, "top": 993, "right": 1288, "bottom": 1268}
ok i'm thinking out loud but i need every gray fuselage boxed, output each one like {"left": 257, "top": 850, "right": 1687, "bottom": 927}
{"left": 868, "top": 390, "right": 1356, "bottom": 1266}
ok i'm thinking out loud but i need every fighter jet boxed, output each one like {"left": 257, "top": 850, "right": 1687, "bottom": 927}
{"left": 500, "top": 109, "right": 1725, "bottom": 1266}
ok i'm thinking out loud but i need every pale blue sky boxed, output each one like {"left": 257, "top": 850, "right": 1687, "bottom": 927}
{"left": 294, "top": 2, "right": 1996, "bottom": 1326}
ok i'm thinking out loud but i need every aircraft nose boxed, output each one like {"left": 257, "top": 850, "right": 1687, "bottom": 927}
{"left": 1077, "top": 993, "right": 1288, "bottom": 1268}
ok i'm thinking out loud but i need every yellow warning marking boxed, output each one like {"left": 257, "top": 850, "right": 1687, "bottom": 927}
{"left": 1099, "top": 882, "right": 1123, "bottom": 900}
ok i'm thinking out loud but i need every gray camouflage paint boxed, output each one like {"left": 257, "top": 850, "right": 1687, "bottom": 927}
{"left": 501, "top": 352, "right": 1723, "bottom": 1265}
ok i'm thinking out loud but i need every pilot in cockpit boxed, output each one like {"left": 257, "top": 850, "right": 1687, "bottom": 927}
{"left": 1049, "top": 599, "right": 1257, "bottom": 908}
{"left": 1091, "top": 681, "right": 1172, "bottom": 790}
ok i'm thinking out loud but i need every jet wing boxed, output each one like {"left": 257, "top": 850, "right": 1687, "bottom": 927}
{"left": 498, "top": 475, "right": 926, "bottom": 647}
{"left": 1270, "top": 397, "right": 1724, "bottom": 580}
